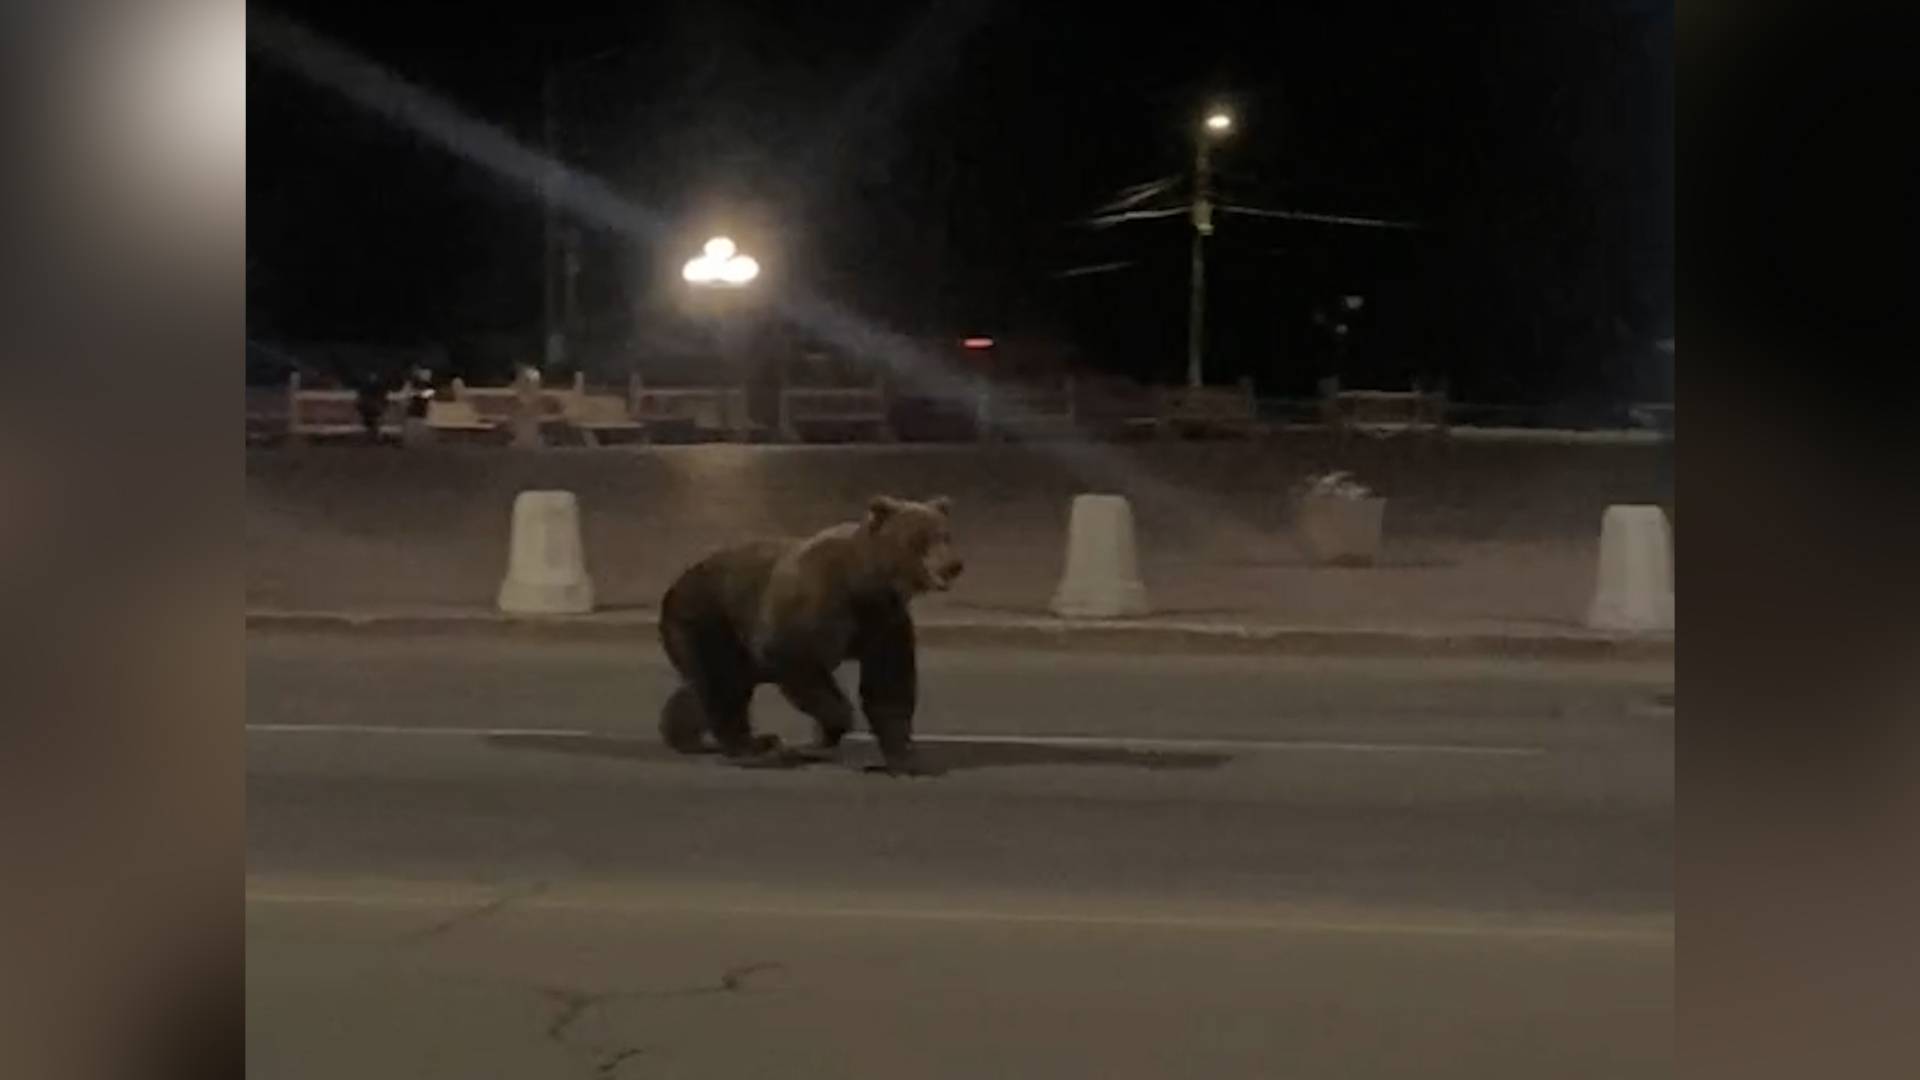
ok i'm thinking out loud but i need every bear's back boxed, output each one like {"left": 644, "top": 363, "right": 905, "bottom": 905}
{"left": 667, "top": 538, "right": 793, "bottom": 629}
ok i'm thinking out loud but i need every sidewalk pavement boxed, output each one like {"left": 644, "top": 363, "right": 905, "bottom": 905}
{"left": 248, "top": 520, "right": 1666, "bottom": 658}
{"left": 247, "top": 443, "right": 1673, "bottom": 660}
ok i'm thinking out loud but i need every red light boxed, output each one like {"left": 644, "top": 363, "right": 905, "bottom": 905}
{"left": 962, "top": 336, "right": 995, "bottom": 350}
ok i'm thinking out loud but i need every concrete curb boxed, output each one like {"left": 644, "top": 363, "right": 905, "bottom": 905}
{"left": 246, "top": 609, "right": 1673, "bottom": 662}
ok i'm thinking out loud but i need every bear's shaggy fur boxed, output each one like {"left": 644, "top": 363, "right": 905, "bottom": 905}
{"left": 657, "top": 495, "right": 963, "bottom": 774}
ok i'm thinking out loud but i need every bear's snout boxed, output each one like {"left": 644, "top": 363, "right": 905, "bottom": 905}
{"left": 935, "top": 558, "right": 965, "bottom": 588}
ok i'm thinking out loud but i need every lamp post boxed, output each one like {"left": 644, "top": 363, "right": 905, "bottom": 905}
{"left": 682, "top": 236, "right": 761, "bottom": 425}
{"left": 1186, "top": 107, "right": 1234, "bottom": 388}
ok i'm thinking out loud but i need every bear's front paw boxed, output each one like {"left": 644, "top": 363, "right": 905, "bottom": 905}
{"left": 864, "top": 750, "right": 942, "bottom": 778}
{"left": 722, "top": 733, "right": 791, "bottom": 767}
{"left": 792, "top": 741, "right": 843, "bottom": 764}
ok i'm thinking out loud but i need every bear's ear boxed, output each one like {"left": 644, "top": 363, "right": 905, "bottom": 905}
{"left": 926, "top": 495, "right": 952, "bottom": 517}
{"left": 866, "top": 495, "right": 904, "bottom": 529}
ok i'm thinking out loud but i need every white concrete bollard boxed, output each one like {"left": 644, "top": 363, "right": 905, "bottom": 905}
{"left": 1586, "top": 504, "right": 1674, "bottom": 632}
{"left": 496, "top": 491, "right": 595, "bottom": 615}
{"left": 1050, "top": 494, "right": 1151, "bottom": 619}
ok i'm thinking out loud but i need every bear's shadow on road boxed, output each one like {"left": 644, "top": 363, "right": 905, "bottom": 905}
{"left": 483, "top": 734, "right": 1229, "bottom": 774}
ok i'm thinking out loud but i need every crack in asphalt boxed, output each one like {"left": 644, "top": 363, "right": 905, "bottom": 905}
{"left": 716, "top": 961, "right": 784, "bottom": 993}
{"left": 543, "top": 988, "right": 596, "bottom": 1043}
{"left": 398, "top": 880, "right": 549, "bottom": 944}
{"left": 539, "top": 962, "right": 787, "bottom": 1066}
{"left": 595, "top": 1047, "right": 646, "bottom": 1075}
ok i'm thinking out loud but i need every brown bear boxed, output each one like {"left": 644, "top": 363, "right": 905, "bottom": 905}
{"left": 657, "top": 495, "right": 963, "bottom": 775}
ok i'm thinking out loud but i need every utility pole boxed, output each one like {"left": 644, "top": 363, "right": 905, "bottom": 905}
{"left": 562, "top": 227, "right": 580, "bottom": 370}
{"left": 541, "top": 45, "right": 629, "bottom": 374}
{"left": 541, "top": 57, "right": 562, "bottom": 371}
{"left": 1187, "top": 108, "right": 1232, "bottom": 388}
{"left": 1078, "top": 106, "right": 1418, "bottom": 392}
{"left": 1186, "top": 138, "right": 1211, "bottom": 388}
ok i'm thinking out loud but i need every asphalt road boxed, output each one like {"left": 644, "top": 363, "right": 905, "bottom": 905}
{"left": 247, "top": 632, "right": 1673, "bottom": 1078}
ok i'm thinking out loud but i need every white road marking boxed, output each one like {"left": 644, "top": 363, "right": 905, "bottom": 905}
{"left": 245, "top": 723, "right": 1544, "bottom": 757}
{"left": 908, "top": 731, "right": 1543, "bottom": 757}
{"left": 247, "top": 723, "right": 598, "bottom": 739}
{"left": 244, "top": 886, "right": 1665, "bottom": 943}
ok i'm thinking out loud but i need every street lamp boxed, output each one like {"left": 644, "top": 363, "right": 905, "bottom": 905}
{"left": 682, "top": 236, "right": 761, "bottom": 287}
{"left": 1187, "top": 105, "right": 1234, "bottom": 387}
{"left": 681, "top": 236, "right": 761, "bottom": 408}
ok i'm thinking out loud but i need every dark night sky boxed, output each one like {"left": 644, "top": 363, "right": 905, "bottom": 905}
{"left": 247, "top": 1, "right": 1673, "bottom": 402}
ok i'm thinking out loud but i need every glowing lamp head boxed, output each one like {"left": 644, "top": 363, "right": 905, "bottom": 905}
{"left": 1204, "top": 111, "right": 1234, "bottom": 135}
{"left": 684, "top": 236, "right": 758, "bottom": 287}
{"left": 718, "top": 255, "right": 759, "bottom": 285}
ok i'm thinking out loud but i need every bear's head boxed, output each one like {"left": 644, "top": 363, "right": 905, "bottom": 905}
{"left": 864, "top": 495, "right": 964, "bottom": 595}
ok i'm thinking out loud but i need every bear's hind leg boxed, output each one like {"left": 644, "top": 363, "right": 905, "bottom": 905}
{"left": 666, "top": 615, "right": 777, "bottom": 761}
{"left": 658, "top": 686, "right": 709, "bottom": 753}
{"left": 776, "top": 668, "right": 855, "bottom": 754}
{"left": 702, "top": 674, "right": 777, "bottom": 761}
